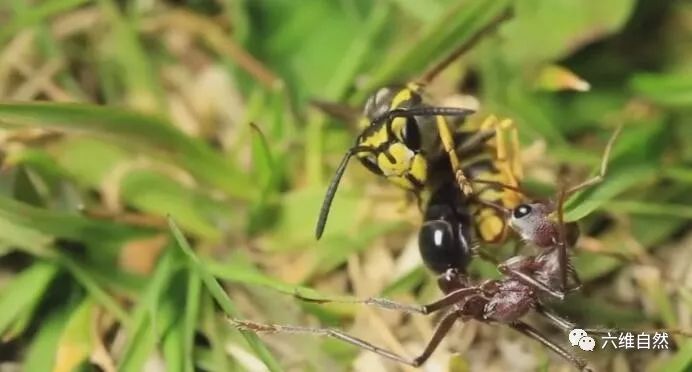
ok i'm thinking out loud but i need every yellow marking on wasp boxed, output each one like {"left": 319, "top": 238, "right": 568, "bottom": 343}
{"left": 409, "top": 154, "right": 427, "bottom": 186}
{"left": 378, "top": 143, "right": 414, "bottom": 175}
{"left": 357, "top": 117, "right": 370, "bottom": 130}
{"left": 389, "top": 175, "right": 413, "bottom": 189}
{"left": 391, "top": 88, "right": 413, "bottom": 108}
{"left": 476, "top": 207, "right": 505, "bottom": 243}
{"left": 390, "top": 117, "right": 407, "bottom": 142}
{"left": 360, "top": 126, "right": 390, "bottom": 148}
{"left": 406, "top": 82, "right": 423, "bottom": 97}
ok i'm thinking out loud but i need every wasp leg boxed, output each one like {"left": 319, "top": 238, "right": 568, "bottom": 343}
{"left": 230, "top": 311, "right": 460, "bottom": 367}
{"left": 480, "top": 116, "right": 523, "bottom": 206}
{"left": 509, "top": 321, "right": 591, "bottom": 372}
{"left": 456, "top": 128, "right": 496, "bottom": 154}
{"left": 565, "top": 123, "right": 623, "bottom": 198}
{"left": 434, "top": 115, "right": 474, "bottom": 196}
{"left": 295, "top": 286, "right": 481, "bottom": 315}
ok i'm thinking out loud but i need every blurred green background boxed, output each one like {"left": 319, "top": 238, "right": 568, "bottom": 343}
{"left": 0, "top": 0, "right": 691, "bottom": 371}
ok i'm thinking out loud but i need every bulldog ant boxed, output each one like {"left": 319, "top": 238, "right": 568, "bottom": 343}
{"left": 229, "top": 125, "right": 651, "bottom": 371}
{"left": 231, "top": 184, "right": 599, "bottom": 370}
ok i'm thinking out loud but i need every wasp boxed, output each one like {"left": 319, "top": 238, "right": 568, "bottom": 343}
{"left": 312, "top": 11, "right": 518, "bottom": 243}
{"left": 314, "top": 82, "right": 475, "bottom": 238}
{"left": 314, "top": 81, "right": 525, "bottom": 247}
{"left": 315, "top": 79, "right": 522, "bottom": 238}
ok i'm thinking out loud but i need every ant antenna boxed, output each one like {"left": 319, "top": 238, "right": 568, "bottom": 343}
{"left": 564, "top": 122, "right": 624, "bottom": 198}
{"left": 418, "top": 8, "right": 513, "bottom": 85}
{"left": 315, "top": 148, "right": 360, "bottom": 240}
{"left": 556, "top": 183, "right": 569, "bottom": 292}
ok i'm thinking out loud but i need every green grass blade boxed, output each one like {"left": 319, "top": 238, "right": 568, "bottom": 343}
{"left": 161, "top": 275, "right": 188, "bottom": 372}
{"left": 357, "top": 0, "right": 510, "bottom": 98}
{"left": 659, "top": 340, "right": 692, "bottom": 372}
{"left": 0, "top": 194, "right": 150, "bottom": 244}
{"left": 118, "top": 248, "right": 178, "bottom": 371}
{"left": 630, "top": 72, "right": 692, "bottom": 107}
{"left": 0, "top": 261, "right": 58, "bottom": 337}
{"left": 184, "top": 270, "right": 202, "bottom": 372}
{"left": 0, "top": 103, "right": 254, "bottom": 200}
{"left": 53, "top": 298, "right": 95, "bottom": 372}
{"left": 95, "top": 0, "right": 166, "bottom": 113}
{"left": 204, "top": 253, "right": 322, "bottom": 298}
{"left": 0, "top": 0, "right": 91, "bottom": 45}
{"left": 565, "top": 165, "right": 657, "bottom": 222}
{"left": 200, "top": 293, "right": 233, "bottom": 371}
{"left": 56, "top": 255, "right": 131, "bottom": 325}
{"left": 168, "top": 216, "right": 284, "bottom": 372}
{"left": 23, "top": 302, "right": 71, "bottom": 372}
{"left": 604, "top": 200, "right": 692, "bottom": 219}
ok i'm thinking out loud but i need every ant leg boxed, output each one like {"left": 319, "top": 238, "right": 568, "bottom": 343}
{"left": 497, "top": 263, "right": 565, "bottom": 301}
{"left": 412, "top": 311, "right": 460, "bottom": 365}
{"left": 534, "top": 304, "right": 616, "bottom": 336}
{"left": 231, "top": 311, "right": 460, "bottom": 367}
{"left": 295, "top": 286, "right": 481, "bottom": 315}
{"left": 564, "top": 122, "right": 623, "bottom": 198}
{"left": 231, "top": 318, "right": 416, "bottom": 366}
{"left": 510, "top": 321, "right": 591, "bottom": 371}
{"left": 534, "top": 304, "right": 692, "bottom": 338}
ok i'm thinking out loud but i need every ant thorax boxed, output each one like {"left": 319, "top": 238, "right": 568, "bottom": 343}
{"left": 534, "top": 246, "right": 565, "bottom": 290}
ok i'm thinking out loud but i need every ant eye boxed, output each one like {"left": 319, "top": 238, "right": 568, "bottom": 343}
{"left": 402, "top": 117, "right": 421, "bottom": 150}
{"left": 513, "top": 204, "right": 532, "bottom": 219}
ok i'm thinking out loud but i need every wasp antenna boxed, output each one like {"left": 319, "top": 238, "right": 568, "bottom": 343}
{"left": 315, "top": 150, "right": 355, "bottom": 240}
{"left": 418, "top": 107, "right": 476, "bottom": 117}
{"left": 475, "top": 198, "right": 511, "bottom": 217}
{"left": 472, "top": 179, "right": 527, "bottom": 196}
{"left": 385, "top": 107, "right": 476, "bottom": 122}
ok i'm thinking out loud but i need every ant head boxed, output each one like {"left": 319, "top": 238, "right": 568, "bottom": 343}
{"left": 509, "top": 202, "right": 553, "bottom": 247}
{"left": 472, "top": 180, "right": 581, "bottom": 249}
{"left": 509, "top": 202, "right": 579, "bottom": 248}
